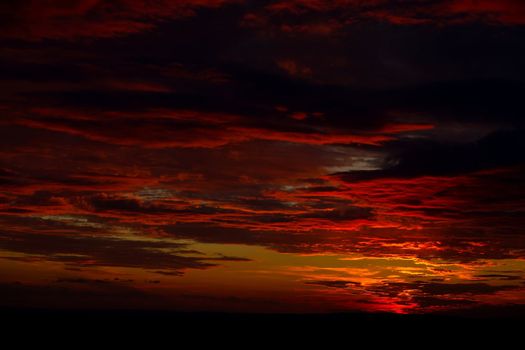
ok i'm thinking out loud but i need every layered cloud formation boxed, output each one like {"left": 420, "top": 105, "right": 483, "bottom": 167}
{"left": 1, "top": 0, "right": 524, "bottom": 314}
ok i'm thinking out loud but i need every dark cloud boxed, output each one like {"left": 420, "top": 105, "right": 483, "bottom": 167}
{"left": 0, "top": 227, "right": 246, "bottom": 273}
{"left": 0, "top": 0, "right": 240, "bottom": 40}
{"left": 305, "top": 280, "right": 361, "bottom": 289}
{"left": 249, "top": 0, "right": 525, "bottom": 30}
{"left": 475, "top": 274, "right": 523, "bottom": 281}
{"left": 337, "top": 129, "right": 525, "bottom": 180}
{"left": 308, "top": 279, "right": 519, "bottom": 296}
{"left": 365, "top": 281, "right": 520, "bottom": 301}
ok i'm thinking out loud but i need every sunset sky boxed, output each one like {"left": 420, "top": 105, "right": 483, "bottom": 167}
{"left": 1, "top": 0, "right": 525, "bottom": 315}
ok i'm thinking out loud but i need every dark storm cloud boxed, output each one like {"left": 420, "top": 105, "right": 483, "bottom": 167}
{"left": 337, "top": 129, "right": 525, "bottom": 180}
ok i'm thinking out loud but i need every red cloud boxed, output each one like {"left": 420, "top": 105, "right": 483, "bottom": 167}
{"left": 247, "top": 0, "right": 525, "bottom": 37}
{"left": 445, "top": 0, "right": 525, "bottom": 25}
{"left": 6, "top": 107, "right": 431, "bottom": 148}
{"left": 0, "top": 0, "right": 239, "bottom": 40}
{"left": 4, "top": 0, "right": 524, "bottom": 42}
{"left": 2, "top": 123, "right": 525, "bottom": 313}
{"left": 1, "top": 0, "right": 525, "bottom": 316}
{"left": 276, "top": 59, "right": 312, "bottom": 77}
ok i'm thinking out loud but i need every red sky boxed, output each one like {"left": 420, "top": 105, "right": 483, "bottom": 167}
{"left": 1, "top": 0, "right": 525, "bottom": 315}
